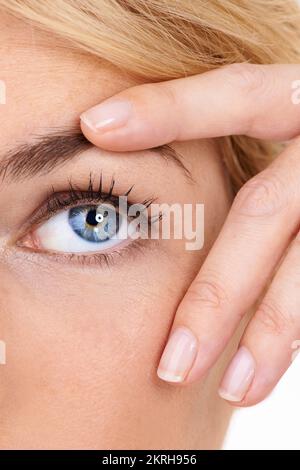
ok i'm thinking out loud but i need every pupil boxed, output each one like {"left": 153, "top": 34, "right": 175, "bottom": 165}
{"left": 86, "top": 209, "right": 98, "bottom": 227}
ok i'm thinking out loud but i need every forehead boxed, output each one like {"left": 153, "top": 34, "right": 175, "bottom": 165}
{"left": 0, "top": 12, "right": 136, "bottom": 152}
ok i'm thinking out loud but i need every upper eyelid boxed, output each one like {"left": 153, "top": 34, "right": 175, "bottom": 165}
{"left": 18, "top": 191, "right": 128, "bottom": 234}
{"left": 13, "top": 183, "right": 154, "bottom": 247}
{"left": 6, "top": 166, "right": 159, "bottom": 250}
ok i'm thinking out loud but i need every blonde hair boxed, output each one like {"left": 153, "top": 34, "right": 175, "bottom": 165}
{"left": 1, "top": 0, "right": 300, "bottom": 190}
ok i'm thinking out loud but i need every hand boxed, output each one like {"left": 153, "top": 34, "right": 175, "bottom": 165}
{"left": 80, "top": 63, "right": 300, "bottom": 406}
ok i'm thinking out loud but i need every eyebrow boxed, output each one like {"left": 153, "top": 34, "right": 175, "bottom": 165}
{"left": 0, "top": 128, "right": 191, "bottom": 182}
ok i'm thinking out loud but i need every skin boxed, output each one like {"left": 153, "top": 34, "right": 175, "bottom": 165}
{"left": 0, "top": 13, "right": 237, "bottom": 449}
{"left": 80, "top": 63, "right": 300, "bottom": 407}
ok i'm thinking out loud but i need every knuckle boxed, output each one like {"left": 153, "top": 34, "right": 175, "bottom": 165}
{"left": 156, "top": 82, "right": 178, "bottom": 108}
{"left": 232, "top": 172, "right": 285, "bottom": 218}
{"left": 186, "top": 276, "right": 229, "bottom": 311}
{"left": 256, "top": 300, "right": 294, "bottom": 335}
{"left": 223, "top": 63, "right": 268, "bottom": 95}
{"left": 144, "top": 82, "right": 180, "bottom": 140}
{"left": 222, "top": 63, "right": 270, "bottom": 134}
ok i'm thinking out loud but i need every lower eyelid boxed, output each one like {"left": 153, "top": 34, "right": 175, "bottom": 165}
{"left": 14, "top": 237, "right": 152, "bottom": 270}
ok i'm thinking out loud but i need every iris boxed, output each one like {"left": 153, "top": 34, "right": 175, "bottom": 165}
{"left": 68, "top": 204, "right": 120, "bottom": 243}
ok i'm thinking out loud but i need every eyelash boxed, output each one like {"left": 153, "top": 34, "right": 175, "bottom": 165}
{"left": 46, "top": 174, "right": 131, "bottom": 215}
{"left": 16, "top": 173, "right": 156, "bottom": 267}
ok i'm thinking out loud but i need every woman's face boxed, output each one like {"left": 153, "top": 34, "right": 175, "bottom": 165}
{"left": 0, "top": 13, "right": 234, "bottom": 449}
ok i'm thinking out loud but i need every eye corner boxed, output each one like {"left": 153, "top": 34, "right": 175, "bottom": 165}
{"left": 15, "top": 230, "right": 39, "bottom": 251}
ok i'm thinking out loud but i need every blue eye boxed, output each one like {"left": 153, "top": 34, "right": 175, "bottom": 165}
{"left": 34, "top": 203, "right": 130, "bottom": 254}
{"left": 68, "top": 205, "right": 120, "bottom": 243}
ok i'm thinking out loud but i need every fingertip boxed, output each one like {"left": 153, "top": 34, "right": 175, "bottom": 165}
{"left": 79, "top": 98, "right": 137, "bottom": 150}
{"left": 80, "top": 116, "right": 132, "bottom": 151}
{"left": 218, "top": 388, "right": 243, "bottom": 403}
{"left": 218, "top": 346, "right": 256, "bottom": 404}
{"left": 80, "top": 100, "right": 132, "bottom": 133}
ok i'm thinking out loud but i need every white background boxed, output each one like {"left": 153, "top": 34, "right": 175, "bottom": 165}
{"left": 223, "top": 349, "right": 300, "bottom": 449}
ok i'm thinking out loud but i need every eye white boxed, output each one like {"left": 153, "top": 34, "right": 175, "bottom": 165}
{"left": 34, "top": 205, "right": 134, "bottom": 254}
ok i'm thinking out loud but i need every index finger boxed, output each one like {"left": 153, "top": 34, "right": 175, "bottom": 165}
{"left": 80, "top": 63, "right": 300, "bottom": 151}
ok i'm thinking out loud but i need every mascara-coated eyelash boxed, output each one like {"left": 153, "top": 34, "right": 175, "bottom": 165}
{"left": 47, "top": 173, "right": 133, "bottom": 216}
{"left": 23, "top": 173, "right": 155, "bottom": 228}
{"left": 15, "top": 173, "right": 157, "bottom": 267}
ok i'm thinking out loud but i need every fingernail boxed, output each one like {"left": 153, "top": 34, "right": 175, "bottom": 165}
{"left": 80, "top": 100, "right": 132, "bottom": 133}
{"left": 218, "top": 346, "right": 255, "bottom": 402}
{"left": 157, "top": 327, "right": 198, "bottom": 383}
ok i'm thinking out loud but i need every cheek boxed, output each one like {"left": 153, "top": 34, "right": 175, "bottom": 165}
{"left": 0, "top": 246, "right": 203, "bottom": 446}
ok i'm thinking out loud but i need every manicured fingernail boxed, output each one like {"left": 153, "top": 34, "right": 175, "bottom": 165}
{"left": 80, "top": 100, "right": 132, "bottom": 133}
{"left": 218, "top": 346, "right": 255, "bottom": 402}
{"left": 157, "top": 327, "right": 198, "bottom": 383}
